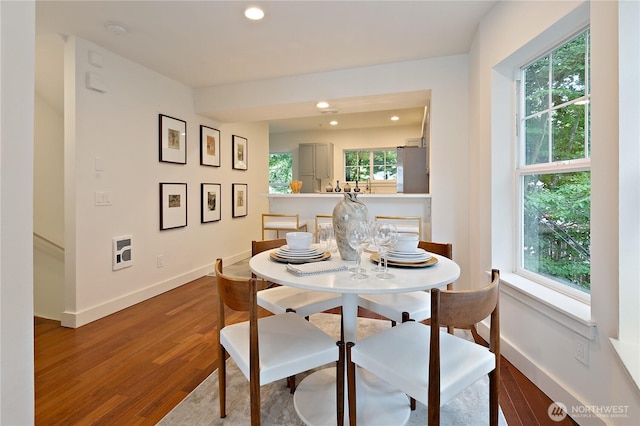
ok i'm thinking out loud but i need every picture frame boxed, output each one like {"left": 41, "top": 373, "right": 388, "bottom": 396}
{"left": 200, "top": 125, "right": 221, "bottom": 167}
{"left": 201, "top": 183, "right": 222, "bottom": 223}
{"left": 159, "top": 183, "right": 187, "bottom": 230}
{"left": 232, "top": 183, "right": 248, "bottom": 218}
{"left": 232, "top": 135, "right": 248, "bottom": 170}
{"left": 159, "top": 114, "right": 187, "bottom": 164}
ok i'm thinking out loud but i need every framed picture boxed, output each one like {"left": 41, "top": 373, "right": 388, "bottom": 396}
{"left": 232, "top": 135, "right": 248, "bottom": 170}
{"left": 159, "top": 183, "right": 187, "bottom": 230}
{"left": 201, "top": 183, "right": 221, "bottom": 223}
{"left": 159, "top": 114, "right": 187, "bottom": 164}
{"left": 200, "top": 125, "right": 220, "bottom": 167}
{"left": 232, "top": 183, "right": 248, "bottom": 218}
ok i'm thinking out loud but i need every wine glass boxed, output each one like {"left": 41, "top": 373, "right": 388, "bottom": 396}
{"left": 346, "top": 220, "right": 371, "bottom": 279}
{"left": 370, "top": 222, "right": 390, "bottom": 272}
{"left": 376, "top": 224, "right": 398, "bottom": 279}
{"left": 317, "top": 223, "right": 334, "bottom": 252}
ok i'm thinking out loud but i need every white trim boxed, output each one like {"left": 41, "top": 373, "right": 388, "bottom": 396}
{"left": 609, "top": 339, "right": 640, "bottom": 393}
{"left": 500, "top": 272, "right": 595, "bottom": 339}
{"left": 478, "top": 320, "right": 606, "bottom": 426}
{"left": 60, "top": 250, "right": 250, "bottom": 328}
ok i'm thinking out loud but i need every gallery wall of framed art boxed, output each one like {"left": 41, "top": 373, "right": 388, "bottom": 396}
{"left": 158, "top": 115, "right": 250, "bottom": 230}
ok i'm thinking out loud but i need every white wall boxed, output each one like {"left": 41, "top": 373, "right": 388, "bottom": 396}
{"left": 34, "top": 95, "right": 65, "bottom": 319}
{"left": 270, "top": 124, "right": 422, "bottom": 193}
{"left": 60, "top": 37, "right": 269, "bottom": 327}
{"left": 199, "top": 55, "right": 471, "bottom": 288}
{"left": 0, "top": 1, "right": 35, "bottom": 423}
{"left": 470, "top": 1, "right": 640, "bottom": 424}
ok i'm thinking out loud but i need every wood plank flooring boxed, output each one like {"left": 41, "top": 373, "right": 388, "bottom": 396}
{"left": 35, "top": 275, "right": 577, "bottom": 425}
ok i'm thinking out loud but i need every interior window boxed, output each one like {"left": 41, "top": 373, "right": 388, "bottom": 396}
{"left": 344, "top": 148, "right": 397, "bottom": 182}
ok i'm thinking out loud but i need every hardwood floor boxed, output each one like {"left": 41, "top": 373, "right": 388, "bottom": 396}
{"left": 35, "top": 275, "right": 577, "bottom": 425}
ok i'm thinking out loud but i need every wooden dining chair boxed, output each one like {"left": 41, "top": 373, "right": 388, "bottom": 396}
{"left": 253, "top": 239, "right": 343, "bottom": 320}
{"left": 357, "top": 241, "right": 453, "bottom": 327}
{"left": 347, "top": 269, "right": 500, "bottom": 426}
{"left": 261, "top": 213, "right": 307, "bottom": 239}
{"left": 215, "top": 258, "right": 345, "bottom": 426}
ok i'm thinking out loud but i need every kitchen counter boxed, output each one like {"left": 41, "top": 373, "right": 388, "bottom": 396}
{"left": 261, "top": 193, "right": 431, "bottom": 239}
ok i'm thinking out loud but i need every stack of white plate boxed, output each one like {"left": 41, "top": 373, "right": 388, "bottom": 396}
{"left": 271, "top": 245, "right": 328, "bottom": 263}
{"left": 386, "top": 248, "right": 432, "bottom": 263}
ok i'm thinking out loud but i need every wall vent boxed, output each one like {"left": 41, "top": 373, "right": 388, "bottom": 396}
{"left": 112, "top": 235, "right": 132, "bottom": 271}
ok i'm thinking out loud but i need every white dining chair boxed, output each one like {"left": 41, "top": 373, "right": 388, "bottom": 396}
{"left": 357, "top": 241, "right": 453, "bottom": 326}
{"left": 253, "top": 239, "right": 343, "bottom": 320}
{"left": 347, "top": 269, "right": 501, "bottom": 426}
{"left": 215, "top": 258, "right": 345, "bottom": 426}
{"left": 261, "top": 213, "right": 307, "bottom": 239}
{"left": 374, "top": 215, "right": 422, "bottom": 239}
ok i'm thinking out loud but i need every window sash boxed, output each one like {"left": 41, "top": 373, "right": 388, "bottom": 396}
{"left": 515, "top": 29, "right": 591, "bottom": 299}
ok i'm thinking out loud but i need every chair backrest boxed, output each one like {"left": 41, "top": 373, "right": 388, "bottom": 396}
{"left": 375, "top": 215, "right": 422, "bottom": 239}
{"left": 418, "top": 241, "right": 452, "bottom": 260}
{"left": 262, "top": 213, "right": 300, "bottom": 228}
{"left": 215, "top": 258, "right": 256, "bottom": 315}
{"left": 252, "top": 238, "right": 287, "bottom": 256}
{"left": 430, "top": 269, "right": 499, "bottom": 332}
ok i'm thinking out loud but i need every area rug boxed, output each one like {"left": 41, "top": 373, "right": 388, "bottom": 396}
{"left": 158, "top": 313, "right": 507, "bottom": 425}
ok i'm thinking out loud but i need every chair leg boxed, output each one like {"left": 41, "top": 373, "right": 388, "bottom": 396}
{"left": 250, "top": 382, "right": 261, "bottom": 426}
{"left": 401, "top": 312, "right": 417, "bottom": 410}
{"left": 489, "top": 370, "right": 499, "bottom": 426}
{"left": 218, "top": 345, "right": 227, "bottom": 418}
{"left": 287, "top": 375, "right": 296, "bottom": 394}
{"left": 336, "top": 341, "right": 345, "bottom": 426}
{"left": 285, "top": 308, "right": 298, "bottom": 391}
{"left": 346, "top": 342, "right": 357, "bottom": 426}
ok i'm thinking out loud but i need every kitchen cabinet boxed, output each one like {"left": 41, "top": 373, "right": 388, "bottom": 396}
{"left": 299, "top": 143, "right": 333, "bottom": 193}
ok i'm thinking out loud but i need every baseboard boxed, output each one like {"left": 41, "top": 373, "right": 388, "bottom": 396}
{"left": 60, "top": 250, "right": 250, "bottom": 328}
{"left": 477, "top": 321, "right": 605, "bottom": 426}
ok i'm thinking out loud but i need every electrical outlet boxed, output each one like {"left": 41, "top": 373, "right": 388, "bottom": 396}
{"left": 157, "top": 254, "right": 164, "bottom": 268}
{"left": 574, "top": 334, "right": 589, "bottom": 365}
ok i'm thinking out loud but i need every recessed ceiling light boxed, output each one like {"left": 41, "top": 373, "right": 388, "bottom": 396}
{"left": 316, "top": 101, "right": 330, "bottom": 109}
{"left": 390, "top": 116, "right": 400, "bottom": 121}
{"left": 244, "top": 7, "right": 265, "bottom": 20}
{"left": 330, "top": 121, "right": 338, "bottom": 126}
{"left": 105, "top": 22, "right": 127, "bottom": 35}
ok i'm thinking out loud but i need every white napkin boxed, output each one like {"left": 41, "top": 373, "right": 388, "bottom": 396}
{"left": 286, "top": 261, "right": 348, "bottom": 276}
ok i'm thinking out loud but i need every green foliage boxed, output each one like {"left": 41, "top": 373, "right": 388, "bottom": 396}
{"left": 523, "top": 172, "right": 591, "bottom": 290}
{"left": 269, "top": 153, "right": 292, "bottom": 193}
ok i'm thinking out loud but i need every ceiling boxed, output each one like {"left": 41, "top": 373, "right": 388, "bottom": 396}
{"left": 34, "top": 1, "right": 496, "bottom": 133}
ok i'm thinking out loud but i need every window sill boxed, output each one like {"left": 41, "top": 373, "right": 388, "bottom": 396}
{"left": 499, "top": 272, "right": 596, "bottom": 340}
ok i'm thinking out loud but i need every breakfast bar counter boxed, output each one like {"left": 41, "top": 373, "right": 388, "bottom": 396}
{"left": 262, "top": 193, "right": 432, "bottom": 240}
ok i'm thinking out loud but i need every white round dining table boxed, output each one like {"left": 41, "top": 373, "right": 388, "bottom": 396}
{"left": 249, "top": 248, "right": 461, "bottom": 426}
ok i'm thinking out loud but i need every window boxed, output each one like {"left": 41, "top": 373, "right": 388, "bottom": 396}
{"left": 269, "top": 153, "right": 292, "bottom": 193}
{"left": 518, "top": 30, "right": 591, "bottom": 297}
{"left": 344, "top": 149, "right": 397, "bottom": 182}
